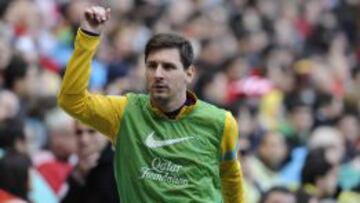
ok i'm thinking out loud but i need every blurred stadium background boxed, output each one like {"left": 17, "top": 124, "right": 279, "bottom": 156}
{"left": 0, "top": 0, "right": 360, "bottom": 202}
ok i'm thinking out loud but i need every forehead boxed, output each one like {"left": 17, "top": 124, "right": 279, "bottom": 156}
{"left": 264, "top": 132, "right": 283, "bottom": 142}
{"left": 146, "top": 48, "right": 182, "bottom": 64}
{"left": 75, "top": 121, "right": 93, "bottom": 130}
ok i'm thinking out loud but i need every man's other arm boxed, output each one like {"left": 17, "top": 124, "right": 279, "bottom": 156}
{"left": 220, "top": 112, "right": 245, "bottom": 203}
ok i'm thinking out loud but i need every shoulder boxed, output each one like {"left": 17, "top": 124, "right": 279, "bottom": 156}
{"left": 125, "top": 93, "right": 149, "bottom": 104}
{"left": 195, "top": 100, "right": 228, "bottom": 123}
{"left": 197, "top": 100, "right": 227, "bottom": 114}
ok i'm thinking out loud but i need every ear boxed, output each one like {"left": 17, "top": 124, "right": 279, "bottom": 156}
{"left": 185, "top": 65, "right": 195, "bottom": 84}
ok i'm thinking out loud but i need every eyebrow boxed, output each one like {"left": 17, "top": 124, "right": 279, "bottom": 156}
{"left": 163, "top": 62, "right": 176, "bottom": 67}
{"left": 146, "top": 60, "right": 177, "bottom": 67}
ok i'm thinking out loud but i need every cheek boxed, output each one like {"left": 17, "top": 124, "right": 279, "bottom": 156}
{"left": 175, "top": 73, "right": 188, "bottom": 84}
{"left": 172, "top": 78, "right": 187, "bottom": 90}
{"left": 145, "top": 71, "right": 152, "bottom": 81}
{"left": 145, "top": 72, "right": 153, "bottom": 87}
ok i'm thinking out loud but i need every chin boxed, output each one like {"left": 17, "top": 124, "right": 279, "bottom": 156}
{"left": 151, "top": 93, "right": 169, "bottom": 102}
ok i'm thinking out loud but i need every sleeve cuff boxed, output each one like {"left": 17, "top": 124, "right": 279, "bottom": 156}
{"left": 75, "top": 28, "right": 101, "bottom": 50}
{"left": 80, "top": 28, "right": 100, "bottom": 36}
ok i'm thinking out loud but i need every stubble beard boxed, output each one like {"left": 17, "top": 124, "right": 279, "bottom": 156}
{"left": 150, "top": 91, "right": 170, "bottom": 107}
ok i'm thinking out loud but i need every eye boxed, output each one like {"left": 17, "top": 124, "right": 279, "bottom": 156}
{"left": 163, "top": 63, "right": 176, "bottom": 70}
{"left": 146, "top": 62, "right": 157, "bottom": 70}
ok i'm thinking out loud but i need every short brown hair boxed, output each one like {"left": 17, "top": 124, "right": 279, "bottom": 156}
{"left": 145, "top": 33, "right": 194, "bottom": 69}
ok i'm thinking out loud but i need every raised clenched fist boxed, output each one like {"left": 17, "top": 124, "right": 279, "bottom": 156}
{"left": 81, "top": 6, "right": 111, "bottom": 35}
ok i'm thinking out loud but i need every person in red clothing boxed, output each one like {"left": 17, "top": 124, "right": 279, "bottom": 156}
{"left": 33, "top": 108, "right": 77, "bottom": 197}
{"left": 0, "top": 189, "right": 28, "bottom": 203}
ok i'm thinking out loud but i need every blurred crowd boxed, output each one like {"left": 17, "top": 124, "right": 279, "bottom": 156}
{"left": 0, "top": 0, "right": 360, "bottom": 202}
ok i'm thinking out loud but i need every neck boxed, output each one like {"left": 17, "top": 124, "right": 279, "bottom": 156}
{"left": 151, "top": 92, "right": 187, "bottom": 113}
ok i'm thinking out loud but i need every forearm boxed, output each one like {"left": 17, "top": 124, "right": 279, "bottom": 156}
{"left": 220, "top": 160, "right": 245, "bottom": 203}
{"left": 220, "top": 112, "right": 244, "bottom": 203}
{"left": 57, "top": 29, "right": 99, "bottom": 115}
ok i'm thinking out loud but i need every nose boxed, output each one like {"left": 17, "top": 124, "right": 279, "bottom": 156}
{"left": 79, "top": 134, "right": 90, "bottom": 146}
{"left": 154, "top": 66, "right": 164, "bottom": 78}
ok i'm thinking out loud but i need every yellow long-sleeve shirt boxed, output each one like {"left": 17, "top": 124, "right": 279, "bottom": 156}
{"left": 58, "top": 29, "right": 244, "bottom": 203}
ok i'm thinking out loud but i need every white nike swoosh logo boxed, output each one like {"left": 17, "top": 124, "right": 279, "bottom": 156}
{"left": 144, "top": 132, "right": 193, "bottom": 148}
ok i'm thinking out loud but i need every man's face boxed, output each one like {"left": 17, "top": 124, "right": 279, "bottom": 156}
{"left": 291, "top": 106, "right": 313, "bottom": 132}
{"left": 50, "top": 127, "right": 77, "bottom": 160}
{"left": 259, "top": 132, "right": 287, "bottom": 170}
{"left": 74, "top": 122, "right": 106, "bottom": 157}
{"left": 145, "top": 48, "right": 194, "bottom": 104}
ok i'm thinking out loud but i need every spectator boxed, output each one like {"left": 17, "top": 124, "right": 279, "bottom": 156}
{"left": 281, "top": 95, "right": 314, "bottom": 148}
{"left": 0, "top": 150, "right": 32, "bottom": 203}
{"left": 313, "top": 92, "right": 343, "bottom": 128}
{"left": 247, "top": 131, "right": 289, "bottom": 192}
{"left": 61, "top": 121, "right": 119, "bottom": 203}
{"left": 33, "top": 108, "right": 77, "bottom": 197}
{"left": 3, "top": 55, "right": 31, "bottom": 100}
{"left": 338, "top": 153, "right": 360, "bottom": 194}
{"left": 0, "top": 0, "right": 359, "bottom": 202}
{"left": 336, "top": 111, "right": 359, "bottom": 162}
{"left": 0, "top": 35, "right": 12, "bottom": 83}
{"left": 0, "top": 90, "right": 20, "bottom": 121}
{"left": 297, "top": 148, "right": 339, "bottom": 203}
{"left": 0, "top": 117, "right": 58, "bottom": 203}
{"left": 308, "top": 126, "right": 345, "bottom": 164}
{"left": 3, "top": 54, "right": 32, "bottom": 118}
{"left": 0, "top": 118, "right": 27, "bottom": 154}
{"left": 345, "top": 66, "right": 360, "bottom": 112}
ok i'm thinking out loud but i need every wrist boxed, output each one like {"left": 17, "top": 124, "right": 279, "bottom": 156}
{"left": 80, "top": 21, "right": 102, "bottom": 35}
{"left": 80, "top": 28, "right": 100, "bottom": 37}
{"left": 76, "top": 28, "right": 101, "bottom": 50}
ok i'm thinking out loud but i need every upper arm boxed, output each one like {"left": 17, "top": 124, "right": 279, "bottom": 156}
{"left": 59, "top": 92, "right": 128, "bottom": 143}
{"left": 85, "top": 94, "right": 128, "bottom": 143}
{"left": 220, "top": 112, "right": 239, "bottom": 161}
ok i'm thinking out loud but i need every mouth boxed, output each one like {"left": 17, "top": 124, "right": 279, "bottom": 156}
{"left": 152, "top": 84, "right": 168, "bottom": 92}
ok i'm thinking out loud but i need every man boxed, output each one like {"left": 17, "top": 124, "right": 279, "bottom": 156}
{"left": 0, "top": 90, "right": 19, "bottom": 121}
{"left": 61, "top": 121, "right": 119, "bottom": 203}
{"left": 247, "top": 131, "right": 289, "bottom": 192}
{"left": 297, "top": 148, "right": 339, "bottom": 203}
{"left": 58, "top": 5, "right": 244, "bottom": 203}
{"left": 0, "top": 118, "right": 27, "bottom": 154}
{"left": 34, "top": 108, "right": 77, "bottom": 196}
